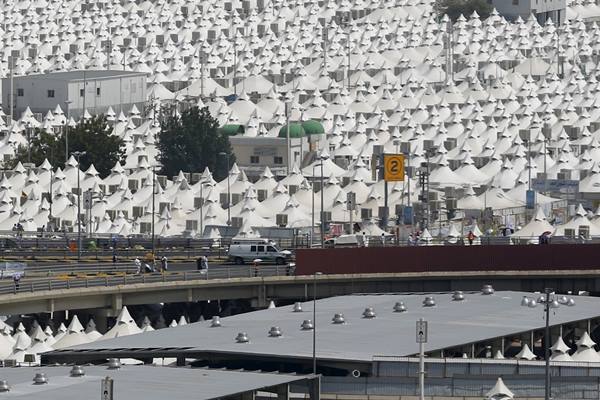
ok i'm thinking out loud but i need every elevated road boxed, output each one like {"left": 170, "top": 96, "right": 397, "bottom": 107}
{"left": 0, "top": 267, "right": 598, "bottom": 316}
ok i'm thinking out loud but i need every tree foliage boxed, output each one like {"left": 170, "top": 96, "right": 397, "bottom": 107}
{"left": 157, "top": 106, "right": 235, "bottom": 180}
{"left": 8, "top": 115, "right": 125, "bottom": 176}
{"left": 439, "top": 0, "right": 492, "bottom": 21}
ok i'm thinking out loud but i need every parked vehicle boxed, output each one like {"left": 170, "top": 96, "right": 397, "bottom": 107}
{"left": 324, "top": 234, "right": 366, "bottom": 248}
{"left": 227, "top": 239, "right": 292, "bottom": 265}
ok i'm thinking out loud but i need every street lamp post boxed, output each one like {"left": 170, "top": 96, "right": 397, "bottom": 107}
{"left": 521, "top": 288, "right": 576, "bottom": 400}
{"left": 312, "top": 271, "right": 322, "bottom": 375}
{"left": 311, "top": 163, "right": 323, "bottom": 246}
{"left": 219, "top": 152, "right": 231, "bottom": 225}
{"left": 72, "top": 151, "right": 86, "bottom": 261}
{"left": 64, "top": 100, "right": 72, "bottom": 164}
{"left": 151, "top": 167, "right": 156, "bottom": 258}
{"left": 319, "top": 161, "right": 325, "bottom": 247}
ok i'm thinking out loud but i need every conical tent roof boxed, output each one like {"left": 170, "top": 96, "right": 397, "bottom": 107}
{"left": 53, "top": 315, "right": 91, "bottom": 349}
{"left": 100, "top": 306, "right": 142, "bottom": 340}
{"left": 514, "top": 343, "right": 536, "bottom": 360}
{"left": 485, "top": 377, "right": 514, "bottom": 399}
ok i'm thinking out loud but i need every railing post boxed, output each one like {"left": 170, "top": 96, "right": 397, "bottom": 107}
{"left": 105, "top": 276, "right": 109, "bottom": 286}
{"left": 30, "top": 283, "right": 33, "bottom": 292}
{"left": 123, "top": 275, "right": 127, "bottom": 285}
{"left": 48, "top": 281, "right": 52, "bottom": 291}
{"left": 85, "top": 279, "right": 88, "bottom": 288}
{"left": 276, "top": 265, "right": 279, "bottom": 276}
{"left": 67, "top": 280, "right": 70, "bottom": 289}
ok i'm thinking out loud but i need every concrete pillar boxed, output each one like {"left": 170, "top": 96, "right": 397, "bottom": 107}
{"left": 276, "top": 384, "right": 289, "bottom": 400}
{"left": 111, "top": 293, "right": 123, "bottom": 315}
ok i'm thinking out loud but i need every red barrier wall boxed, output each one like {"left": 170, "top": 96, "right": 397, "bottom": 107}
{"left": 295, "top": 244, "right": 600, "bottom": 275}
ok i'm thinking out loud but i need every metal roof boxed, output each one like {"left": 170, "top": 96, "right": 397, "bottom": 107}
{"left": 8, "top": 70, "right": 146, "bottom": 82}
{"left": 57, "top": 291, "right": 600, "bottom": 363}
{"left": 0, "top": 365, "right": 310, "bottom": 399}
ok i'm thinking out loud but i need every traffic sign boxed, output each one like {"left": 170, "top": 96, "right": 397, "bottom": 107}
{"left": 101, "top": 376, "right": 113, "bottom": 400}
{"left": 416, "top": 319, "right": 428, "bottom": 343}
{"left": 383, "top": 154, "right": 405, "bottom": 181}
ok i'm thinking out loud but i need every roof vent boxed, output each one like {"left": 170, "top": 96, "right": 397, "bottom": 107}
{"left": 567, "top": 298, "right": 576, "bottom": 306}
{"left": 332, "top": 313, "right": 346, "bottom": 324}
{"left": 557, "top": 295, "right": 568, "bottom": 304}
{"left": 293, "top": 302, "right": 303, "bottom": 312}
{"left": 481, "top": 285, "right": 494, "bottom": 295}
{"left": 537, "top": 295, "right": 546, "bottom": 303}
{"left": 423, "top": 296, "right": 436, "bottom": 307}
{"left": 393, "top": 302, "right": 407, "bottom": 312}
{"left": 452, "top": 291, "right": 465, "bottom": 301}
{"left": 521, "top": 296, "right": 530, "bottom": 306}
{"left": 301, "top": 319, "right": 314, "bottom": 330}
{"left": 33, "top": 373, "right": 48, "bottom": 385}
{"left": 528, "top": 299, "right": 537, "bottom": 308}
{"left": 236, "top": 332, "right": 249, "bottom": 343}
{"left": 210, "top": 316, "right": 221, "bottom": 327}
{"left": 362, "top": 307, "right": 376, "bottom": 318}
{"left": 107, "top": 358, "right": 121, "bottom": 370}
{"left": 0, "top": 380, "right": 9, "bottom": 392}
{"left": 268, "top": 326, "right": 282, "bottom": 337}
{"left": 70, "top": 365, "right": 85, "bottom": 377}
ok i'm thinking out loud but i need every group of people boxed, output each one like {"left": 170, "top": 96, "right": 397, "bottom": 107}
{"left": 133, "top": 256, "right": 170, "bottom": 274}
{"left": 11, "top": 223, "right": 24, "bottom": 238}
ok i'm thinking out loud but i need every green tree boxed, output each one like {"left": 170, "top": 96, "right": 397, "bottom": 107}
{"left": 9, "top": 115, "right": 124, "bottom": 176}
{"left": 439, "top": 0, "right": 492, "bottom": 21}
{"left": 157, "top": 106, "right": 235, "bottom": 180}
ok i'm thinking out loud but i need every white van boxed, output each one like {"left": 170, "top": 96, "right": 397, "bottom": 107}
{"left": 227, "top": 239, "right": 292, "bottom": 265}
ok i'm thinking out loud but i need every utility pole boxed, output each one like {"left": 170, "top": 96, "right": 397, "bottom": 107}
{"left": 72, "top": 151, "right": 86, "bottom": 261}
{"left": 151, "top": 167, "right": 156, "bottom": 258}
{"left": 9, "top": 55, "right": 14, "bottom": 123}
{"left": 416, "top": 319, "right": 428, "bottom": 400}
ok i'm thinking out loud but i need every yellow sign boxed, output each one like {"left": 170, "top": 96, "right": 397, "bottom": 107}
{"left": 383, "top": 154, "right": 405, "bottom": 181}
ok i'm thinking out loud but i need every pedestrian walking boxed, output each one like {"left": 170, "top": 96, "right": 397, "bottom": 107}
{"left": 161, "top": 256, "right": 168, "bottom": 272}
{"left": 200, "top": 255, "right": 208, "bottom": 274}
{"left": 467, "top": 230, "right": 475, "bottom": 245}
{"left": 13, "top": 272, "right": 21, "bottom": 291}
{"left": 134, "top": 258, "right": 141, "bottom": 274}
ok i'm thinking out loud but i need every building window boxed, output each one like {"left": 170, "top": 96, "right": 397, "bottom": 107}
{"left": 79, "top": 89, "right": 84, "bottom": 97}
{"left": 250, "top": 156, "right": 259, "bottom": 164}
{"left": 17, "top": 88, "right": 23, "bottom": 97}
{"left": 96, "top": 87, "right": 101, "bottom": 96}
{"left": 47, "top": 90, "right": 55, "bottom": 98}
{"left": 274, "top": 156, "right": 283, "bottom": 165}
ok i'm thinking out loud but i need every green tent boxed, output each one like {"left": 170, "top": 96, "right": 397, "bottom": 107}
{"left": 278, "top": 123, "right": 305, "bottom": 138}
{"left": 301, "top": 120, "right": 325, "bottom": 135}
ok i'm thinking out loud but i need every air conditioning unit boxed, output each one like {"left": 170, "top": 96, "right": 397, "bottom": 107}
{"left": 361, "top": 208, "right": 372, "bottom": 220}
{"left": 140, "top": 222, "right": 151, "bottom": 234}
{"left": 156, "top": 175, "right": 168, "bottom": 187}
{"left": 446, "top": 198, "right": 457, "bottom": 210}
{"left": 564, "top": 228, "right": 575, "bottom": 238}
{"left": 428, "top": 191, "right": 439, "bottom": 201}
{"left": 231, "top": 217, "right": 243, "bottom": 228}
{"left": 276, "top": 214, "right": 288, "bottom": 227}
{"left": 231, "top": 193, "right": 241, "bottom": 205}
{"left": 128, "top": 179, "right": 139, "bottom": 192}
{"left": 288, "top": 185, "right": 298, "bottom": 194}
{"left": 186, "top": 220, "right": 198, "bottom": 231}
{"left": 579, "top": 225, "right": 590, "bottom": 239}
{"left": 132, "top": 206, "right": 144, "bottom": 218}
{"left": 257, "top": 190, "right": 268, "bottom": 201}
{"left": 194, "top": 197, "right": 204, "bottom": 209}
{"left": 322, "top": 211, "right": 332, "bottom": 222}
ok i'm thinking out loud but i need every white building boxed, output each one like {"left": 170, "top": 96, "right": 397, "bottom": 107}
{"left": 2, "top": 70, "right": 147, "bottom": 120}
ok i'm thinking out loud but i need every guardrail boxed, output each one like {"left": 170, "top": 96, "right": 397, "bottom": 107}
{"left": 0, "top": 265, "right": 296, "bottom": 296}
{"left": 23, "top": 263, "right": 138, "bottom": 278}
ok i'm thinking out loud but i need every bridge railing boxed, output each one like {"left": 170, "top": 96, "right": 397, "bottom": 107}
{"left": 0, "top": 265, "right": 296, "bottom": 296}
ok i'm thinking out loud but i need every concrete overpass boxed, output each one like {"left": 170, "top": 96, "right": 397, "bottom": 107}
{"left": 1, "top": 268, "right": 599, "bottom": 317}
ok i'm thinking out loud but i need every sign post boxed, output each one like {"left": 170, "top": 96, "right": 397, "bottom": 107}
{"left": 383, "top": 154, "right": 405, "bottom": 182}
{"left": 347, "top": 192, "right": 355, "bottom": 234}
{"left": 101, "top": 376, "right": 113, "bottom": 400}
{"left": 416, "top": 319, "right": 428, "bottom": 400}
